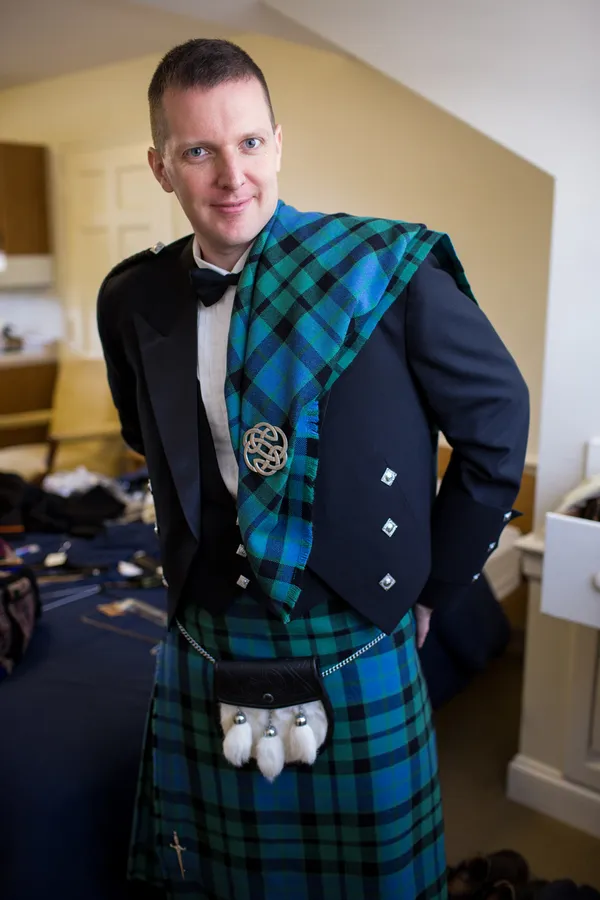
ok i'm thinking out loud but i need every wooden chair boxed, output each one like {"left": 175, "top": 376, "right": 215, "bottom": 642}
{"left": 0, "top": 356, "right": 125, "bottom": 481}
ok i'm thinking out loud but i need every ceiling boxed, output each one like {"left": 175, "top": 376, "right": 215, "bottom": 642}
{"left": 0, "top": 0, "right": 333, "bottom": 90}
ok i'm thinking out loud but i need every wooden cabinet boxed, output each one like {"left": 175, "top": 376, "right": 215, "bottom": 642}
{"left": 0, "top": 142, "right": 51, "bottom": 256}
{"left": 0, "top": 355, "right": 57, "bottom": 447}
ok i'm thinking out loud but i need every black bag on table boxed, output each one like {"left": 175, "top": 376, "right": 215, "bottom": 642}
{"left": 0, "top": 540, "right": 41, "bottom": 680}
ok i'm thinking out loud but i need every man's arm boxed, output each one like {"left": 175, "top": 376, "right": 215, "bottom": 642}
{"left": 406, "top": 252, "right": 529, "bottom": 611}
{"left": 97, "top": 274, "right": 145, "bottom": 458}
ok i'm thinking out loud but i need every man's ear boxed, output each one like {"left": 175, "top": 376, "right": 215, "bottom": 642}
{"left": 274, "top": 124, "right": 283, "bottom": 174}
{"left": 148, "top": 147, "right": 174, "bottom": 194}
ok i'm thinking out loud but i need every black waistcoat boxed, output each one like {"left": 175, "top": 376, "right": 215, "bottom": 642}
{"left": 180, "top": 391, "right": 345, "bottom": 619}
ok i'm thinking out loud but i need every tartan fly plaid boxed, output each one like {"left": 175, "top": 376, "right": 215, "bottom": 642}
{"left": 128, "top": 594, "right": 447, "bottom": 899}
{"left": 226, "top": 201, "right": 475, "bottom": 623}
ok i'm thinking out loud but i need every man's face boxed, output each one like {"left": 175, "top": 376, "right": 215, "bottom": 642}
{"left": 149, "top": 78, "right": 282, "bottom": 266}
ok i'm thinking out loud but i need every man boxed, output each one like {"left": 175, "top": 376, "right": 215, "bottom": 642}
{"left": 98, "top": 38, "right": 528, "bottom": 900}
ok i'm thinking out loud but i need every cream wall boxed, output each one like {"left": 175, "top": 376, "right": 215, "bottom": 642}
{"left": 0, "top": 33, "right": 553, "bottom": 457}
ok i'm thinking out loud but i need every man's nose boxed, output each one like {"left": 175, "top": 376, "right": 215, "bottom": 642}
{"left": 216, "top": 152, "right": 246, "bottom": 191}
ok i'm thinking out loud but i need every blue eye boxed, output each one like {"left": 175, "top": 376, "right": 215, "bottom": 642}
{"left": 186, "top": 147, "right": 207, "bottom": 158}
{"left": 243, "top": 138, "right": 261, "bottom": 150}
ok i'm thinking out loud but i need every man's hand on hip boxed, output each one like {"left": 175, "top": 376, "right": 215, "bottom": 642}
{"left": 415, "top": 604, "right": 433, "bottom": 649}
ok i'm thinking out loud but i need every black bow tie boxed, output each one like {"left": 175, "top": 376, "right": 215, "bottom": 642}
{"left": 189, "top": 267, "right": 241, "bottom": 307}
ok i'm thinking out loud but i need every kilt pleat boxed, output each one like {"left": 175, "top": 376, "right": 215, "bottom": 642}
{"left": 128, "top": 596, "right": 447, "bottom": 899}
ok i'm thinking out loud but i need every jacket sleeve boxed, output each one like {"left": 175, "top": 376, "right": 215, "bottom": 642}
{"left": 405, "top": 252, "right": 529, "bottom": 609}
{"left": 97, "top": 274, "right": 145, "bottom": 458}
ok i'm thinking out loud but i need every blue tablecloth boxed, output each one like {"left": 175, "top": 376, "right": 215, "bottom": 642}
{"left": 0, "top": 523, "right": 164, "bottom": 900}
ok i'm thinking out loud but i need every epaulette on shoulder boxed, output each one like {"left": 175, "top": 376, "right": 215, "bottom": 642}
{"left": 102, "top": 241, "right": 167, "bottom": 287}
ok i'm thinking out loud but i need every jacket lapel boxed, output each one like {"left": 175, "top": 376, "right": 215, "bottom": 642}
{"left": 134, "top": 238, "right": 201, "bottom": 541}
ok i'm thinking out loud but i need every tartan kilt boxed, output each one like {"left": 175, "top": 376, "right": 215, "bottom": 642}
{"left": 128, "top": 595, "right": 447, "bottom": 899}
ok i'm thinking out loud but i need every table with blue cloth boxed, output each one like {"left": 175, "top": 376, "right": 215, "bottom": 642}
{"left": 0, "top": 522, "right": 165, "bottom": 900}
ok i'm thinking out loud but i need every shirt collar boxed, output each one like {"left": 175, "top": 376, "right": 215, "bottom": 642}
{"left": 192, "top": 237, "right": 253, "bottom": 276}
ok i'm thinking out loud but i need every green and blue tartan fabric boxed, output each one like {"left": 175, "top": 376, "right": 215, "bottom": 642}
{"left": 128, "top": 595, "right": 447, "bottom": 899}
{"left": 226, "top": 201, "right": 473, "bottom": 623}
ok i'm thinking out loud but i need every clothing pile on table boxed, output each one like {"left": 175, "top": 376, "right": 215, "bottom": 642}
{"left": 0, "top": 466, "right": 150, "bottom": 538}
{"left": 448, "top": 850, "right": 600, "bottom": 900}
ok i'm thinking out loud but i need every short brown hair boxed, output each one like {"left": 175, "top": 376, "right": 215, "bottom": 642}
{"left": 148, "top": 38, "right": 276, "bottom": 151}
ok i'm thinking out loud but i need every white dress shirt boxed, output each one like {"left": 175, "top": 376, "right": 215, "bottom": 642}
{"left": 193, "top": 238, "right": 251, "bottom": 499}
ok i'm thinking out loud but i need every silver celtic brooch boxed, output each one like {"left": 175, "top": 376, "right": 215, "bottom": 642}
{"left": 242, "top": 422, "right": 289, "bottom": 476}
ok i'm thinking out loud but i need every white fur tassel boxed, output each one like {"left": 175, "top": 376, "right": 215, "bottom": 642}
{"left": 288, "top": 718, "right": 318, "bottom": 765}
{"left": 256, "top": 731, "right": 286, "bottom": 782}
{"left": 219, "top": 701, "right": 329, "bottom": 780}
{"left": 223, "top": 720, "right": 253, "bottom": 767}
{"left": 221, "top": 705, "right": 253, "bottom": 767}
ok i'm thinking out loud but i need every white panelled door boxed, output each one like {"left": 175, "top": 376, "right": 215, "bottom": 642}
{"left": 61, "top": 142, "right": 186, "bottom": 355}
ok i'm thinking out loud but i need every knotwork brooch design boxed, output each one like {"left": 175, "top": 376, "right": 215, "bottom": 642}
{"left": 242, "top": 422, "right": 289, "bottom": 476}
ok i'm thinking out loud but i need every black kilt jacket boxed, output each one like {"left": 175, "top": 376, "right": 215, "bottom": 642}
{"left": 97, "top": 234, "right": 529, "bottom": 634}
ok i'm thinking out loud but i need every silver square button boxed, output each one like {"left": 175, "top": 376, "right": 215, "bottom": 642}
{"left": 236, "top": 544, "right": 247, "bottom": 558}
{"left": 237, "top": 575, "right": 250, "bottom": 589}
{"left": 382, "top": 518, "right": 398, "bottom": 537}
{"left": 379, "top": 574, "right": 396, "bottom": 591}
{"left": 381, "top": 468, "right": 397, "bottom": 486}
